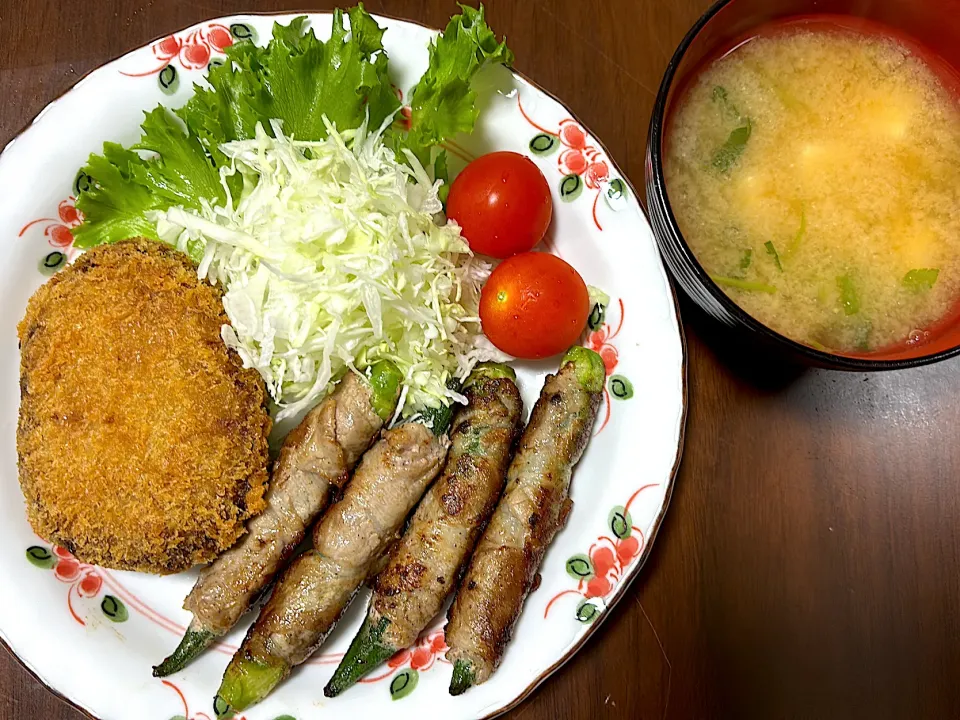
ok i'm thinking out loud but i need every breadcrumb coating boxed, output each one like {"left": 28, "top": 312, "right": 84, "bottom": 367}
{"left": 17, "top": 239, "right": 271, "bottom": 574}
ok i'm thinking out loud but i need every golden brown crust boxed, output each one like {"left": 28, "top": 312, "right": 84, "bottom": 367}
{"left": 243, "top": 422, "right": 449, "bottom": 668}
{"left": 184, "top": 372, "right": 382, "bottom": 633}
{"left": 448, "top": 545, "right": 528, "bottom": 667}
{"left": 445, "top": 362, "right": 602, "bottom": 683}
{"left": 17, "top": 239, "right": 271, "bottom": 574}
{"left": 371, "top": 375, "right": 523, "bottom": 649}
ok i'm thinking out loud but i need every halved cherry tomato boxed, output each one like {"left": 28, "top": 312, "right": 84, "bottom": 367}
{"left": 480, "top": 252, "right": 590, "bottom": 359}
{"left": 447, "top": 151, "right": 552, "bottom": 259}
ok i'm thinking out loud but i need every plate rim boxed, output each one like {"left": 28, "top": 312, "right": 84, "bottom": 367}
{"left": 0, "top": 10, "right": 689, "bottom": 720}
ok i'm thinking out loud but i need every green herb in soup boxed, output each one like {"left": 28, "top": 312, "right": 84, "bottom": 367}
{"left": 710, "top": 275, "right": 777, "bottom": 294}
{"left": 711, "top": 120, "right": 752, "bottom": 173}
{"left": 764, "top": 241, "right": 782, "bottom": 272}
{"left": 666, "top": 30, "right": 960, "bottom": 353}
{"left": 784, "top": 205, "right": 806, "bottom": 258}
{"left": 903, "top": 268, "right": 940, "bottom": 292}
{"left": 836, "top": 274, "right": 861, "bottom": 316}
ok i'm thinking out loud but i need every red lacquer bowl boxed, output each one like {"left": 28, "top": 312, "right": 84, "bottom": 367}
{"left": 645, "top": 0, "right": 960, "bottom": 369}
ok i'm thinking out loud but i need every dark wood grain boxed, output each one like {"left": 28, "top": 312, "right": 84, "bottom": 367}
{"left": 3, "top": 0, "right": 960, "bottom": 718}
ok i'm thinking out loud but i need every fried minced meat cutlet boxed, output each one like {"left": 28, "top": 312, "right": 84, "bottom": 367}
{"left": 17, "top": 239, "right": 271, "bottom": 574}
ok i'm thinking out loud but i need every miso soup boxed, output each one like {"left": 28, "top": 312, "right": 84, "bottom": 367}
{"left": 665, "top": 27, "right": 960, "bottom": 353}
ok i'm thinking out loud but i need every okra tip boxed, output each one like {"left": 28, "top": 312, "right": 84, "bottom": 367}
{"left": 325, "top": 616, "right": 396, "bottom": 697}
{"left": 467, "top": 361, "right": 516, "bottom": 385}
{"left": 152, "top": 627, "right": 216, "bottom": 677}
{"left": 449, "top": 658, "right": 476, "bottom": 696}
{"left": 561, "top": 345, "right": 605, "bottom": 393}
{"left": 215, "top": 654, "right": 288, "bottom": 714}
{"left": 368, "top": 360, "right": 404, "bottom": 421}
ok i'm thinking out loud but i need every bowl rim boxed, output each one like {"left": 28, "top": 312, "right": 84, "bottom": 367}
{"left": 646, "top": 0, "right": 960, "bottom": 371}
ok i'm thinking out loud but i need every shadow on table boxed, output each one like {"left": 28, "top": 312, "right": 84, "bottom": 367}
{"left": 677, "top": 293, "right": 808, "bottom": 393}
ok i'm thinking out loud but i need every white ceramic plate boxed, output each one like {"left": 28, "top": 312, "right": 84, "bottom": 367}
{"left": 0, "top": 13, "right": 686, "bottom": 720}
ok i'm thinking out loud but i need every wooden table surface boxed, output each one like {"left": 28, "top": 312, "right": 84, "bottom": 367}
{"left": 3, "top": 0, "right": 959, "bottom": 718}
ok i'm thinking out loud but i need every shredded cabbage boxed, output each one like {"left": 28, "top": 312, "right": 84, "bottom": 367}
{"left": 152, "top": 117, "right": 504, "bottom": 421}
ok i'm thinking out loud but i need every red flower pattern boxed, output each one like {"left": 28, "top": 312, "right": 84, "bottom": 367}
{"left": 19, "top": 197, "right": 83, "bottom": 255}
{"left": 556, "top": 119, "right": 609, "bottom": 193}
{"left": 544, "top": 483, "right": 660, "bottom": 620}
{"left": 47, "top": 546, "right": 105, "bottom": 626}
{"left": 398, "top": 106, "right": 413, "bottom": 132}
{"left": 120, "top": 24, "right": 233, "bottom": 77}
{"left": 586, "top": 324, "right": 620, "bottom": 376}
{"left": 516, "top": 96, "right": 619, "bottom": 231}
{"left": 582, "top": 534, "right": 641, "bottom": 600}
{"left": 584, "top": 298, "right": 625, "bottom": 436}
{"left": 363, "top": 628, "right": 449, "bottom": 683}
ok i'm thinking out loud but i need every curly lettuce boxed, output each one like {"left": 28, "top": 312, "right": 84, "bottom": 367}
{"left": 70, "top": 4, "right": 513, "bottom": 417}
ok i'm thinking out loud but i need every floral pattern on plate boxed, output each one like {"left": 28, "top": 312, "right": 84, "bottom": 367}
{"left": 0, "top": 12, "right": 684, "bottom": 720}
{"left": 119, "top": 23, "right": 256, "bottom": 93}
{"left": 544, "top": 482, "right": 661, "bottom": 623}
{"left": 25, "top": 544, "right": 128, "bottom": 626}
{"left": 518, "top": 96, "right": 629, "bottom": 231}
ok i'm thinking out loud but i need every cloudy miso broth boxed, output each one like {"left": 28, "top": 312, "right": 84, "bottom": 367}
{"left": 665, "top": 27, "right": 960, "bottom": 353}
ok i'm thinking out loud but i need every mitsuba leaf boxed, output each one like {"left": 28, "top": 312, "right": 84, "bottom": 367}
{"left": 902, "top": 268, "right": 939, "bottom": 291}
{"left": 712, "top": 120, "right": 752, "bottom": 172}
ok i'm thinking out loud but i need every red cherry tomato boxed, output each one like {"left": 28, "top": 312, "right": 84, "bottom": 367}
{"left": 447, "top": 151, "right": 553, "bottom": 259}
{"left": 480, "top": 252, "right": 590, "bottom": 359}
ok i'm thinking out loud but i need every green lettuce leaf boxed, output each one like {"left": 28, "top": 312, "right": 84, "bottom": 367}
{"left": 74, "top": 8, "right": 399, "bottom": 248}
{"left": 75, "top": 108, "right": 230, "bottom": 248}
{"left": 73, "top": 4, "right": 511, "bottom": 249}
{"left": 132, "top": 107, "right": 227, "bottom": 209}
{"left": 397, "top": 3, "right": 513, "bottom": 165}
{"left": 72, "top": 143, "right": 163, "bottom": 248}
{"left": 235, "top": 9, "right": 399, "bottom": 140}
{"left": 178, "top": 42, "right": 265, "bottom": 146}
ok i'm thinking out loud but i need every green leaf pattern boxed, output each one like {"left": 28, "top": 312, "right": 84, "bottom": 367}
{"left": 39, "top": 251, "right": 67, "bottom": 276}
{"left": 101, "top": 595, "right": 128, "bottom": 623}
{"left": 604, "top": 178, "right": 628, "bottom": 210}
{"left": 608, "top": 506, "right": 633, "bottom": 539}
{"left": 609, "top": 375, "right": 634, "bottom": 400}
{"left": 26, "top": 546, "right": 56, "bottom": 569}
{"left": 389, "top": 668, "right": 419, "bottom": 700}
{"left": 529, "top": 132, "right": 559, "bottom": 155}
{"left": 158, "top": 64, "right": 179, "bottom": 94}
{"left": 230, "top": 23, "right": 256, "bottom": 42}
{"left": 566, "top": 554, "right": 595, "bottom": 580}
{"left": 576, "top": 600, "right": 600, "bottom": 624}
{"left": 588, "top": 301, "right": 607, "bottom": 331}
{"left": 559, "top": 173, "right": 583, "bottom": 201}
